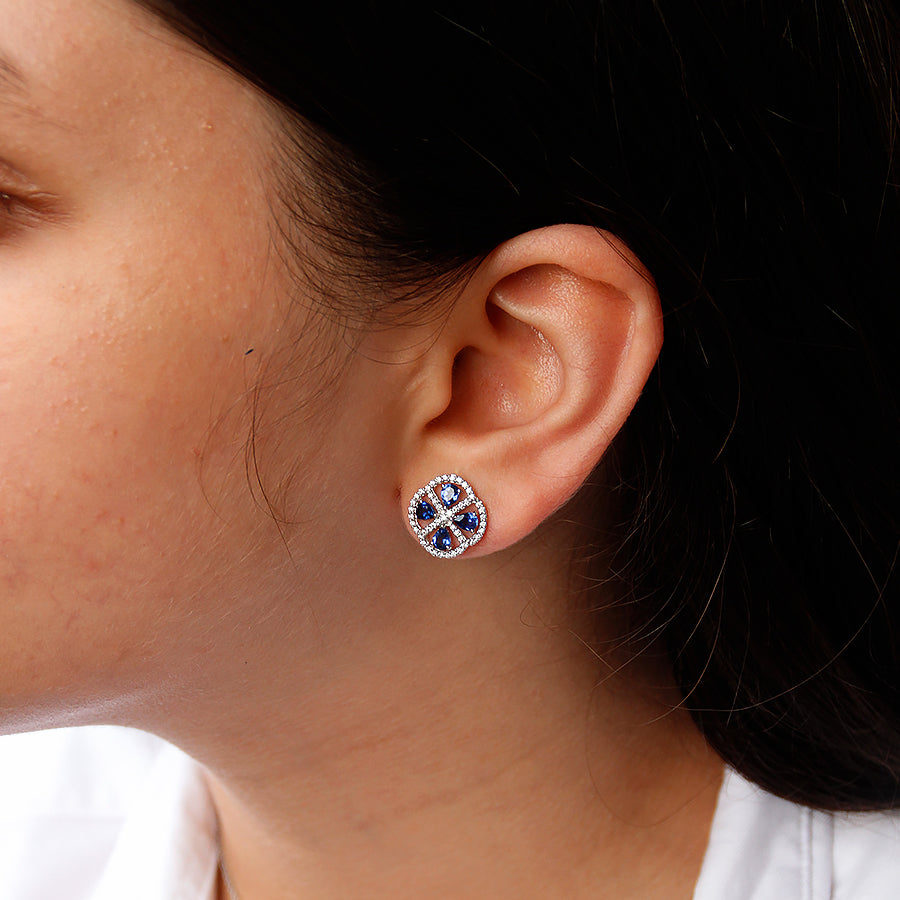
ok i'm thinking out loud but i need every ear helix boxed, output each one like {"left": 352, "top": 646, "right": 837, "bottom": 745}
{"left": 407, "top": 474, "right": 487, "bottom": 558}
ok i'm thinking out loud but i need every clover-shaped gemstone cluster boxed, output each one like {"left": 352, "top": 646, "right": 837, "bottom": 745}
{"left": 407, "top": 474, "right": 487, "bottom": 559}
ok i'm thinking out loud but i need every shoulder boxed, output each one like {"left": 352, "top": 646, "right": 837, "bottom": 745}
{"left": 694, "top": 767, "right": 900, "bottom": 900}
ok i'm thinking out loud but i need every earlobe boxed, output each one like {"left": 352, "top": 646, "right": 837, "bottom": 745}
{"left": 400, "top": 225, "right": 662, "bottom": 559}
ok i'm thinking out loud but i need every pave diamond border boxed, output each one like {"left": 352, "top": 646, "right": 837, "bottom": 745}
{"left": 407, "top": 474, "right": 487, "bottom": 559}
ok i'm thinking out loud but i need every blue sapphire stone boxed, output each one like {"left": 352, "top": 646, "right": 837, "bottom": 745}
{"left": 453, "top": 511, "right": 479, "bottom": 533}
{"left": 416, "top": 499, "right": 436, "bottom": 522}
{"left": 432, "top": 527, "right": 453, "bottom": 552}
{"left": 439, "top": 483, "right": 461, "bottom": 507}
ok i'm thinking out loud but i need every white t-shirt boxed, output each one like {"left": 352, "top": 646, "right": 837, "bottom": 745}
{"left": 0, "top": 728, "right": 217, "bottom": 900}
{"left": 0, "top": 726, "right": 898, "bottom": 899}
{"left": 693, "top": 765, "right": 900, "bottom": 899}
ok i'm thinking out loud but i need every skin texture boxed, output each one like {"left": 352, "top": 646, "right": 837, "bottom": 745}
{"left": 0, "top": 0, "right": 292, "bottom": 723}
{"left": 0, "top": 1, "right": 723, "bottom": 898}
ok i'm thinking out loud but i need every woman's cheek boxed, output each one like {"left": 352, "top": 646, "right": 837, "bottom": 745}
{"left": 0, "top": 212, "right": 279, "bottom": 711}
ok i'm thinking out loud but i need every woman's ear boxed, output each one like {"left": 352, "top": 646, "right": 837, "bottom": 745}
{"left": 399, "top": 224, "right": 662, "bottom": 557}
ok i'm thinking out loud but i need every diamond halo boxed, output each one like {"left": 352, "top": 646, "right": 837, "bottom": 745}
{"left": 407, "top": 474, "right": 487, "bottom": 559}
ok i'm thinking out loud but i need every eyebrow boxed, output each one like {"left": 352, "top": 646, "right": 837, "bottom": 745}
{"left": 0, "top": 52, "right": 61, "bottom": 129}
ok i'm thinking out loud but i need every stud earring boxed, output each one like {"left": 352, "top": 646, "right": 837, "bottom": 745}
{"left": 407, "top": 474, "right": 487, "bottom": 559}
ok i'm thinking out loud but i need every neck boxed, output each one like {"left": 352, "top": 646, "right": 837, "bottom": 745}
{"left": 148, "top": 528, "right": 722, "bottom": 900}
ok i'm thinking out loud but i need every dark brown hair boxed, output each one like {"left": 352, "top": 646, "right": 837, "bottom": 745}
{"left": 138, "top": 0, "right": 900, "bottom": 810}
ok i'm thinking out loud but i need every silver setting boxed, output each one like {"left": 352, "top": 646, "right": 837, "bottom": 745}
{"left": 407, "top": 474, "right": 487, "bottom": 559}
